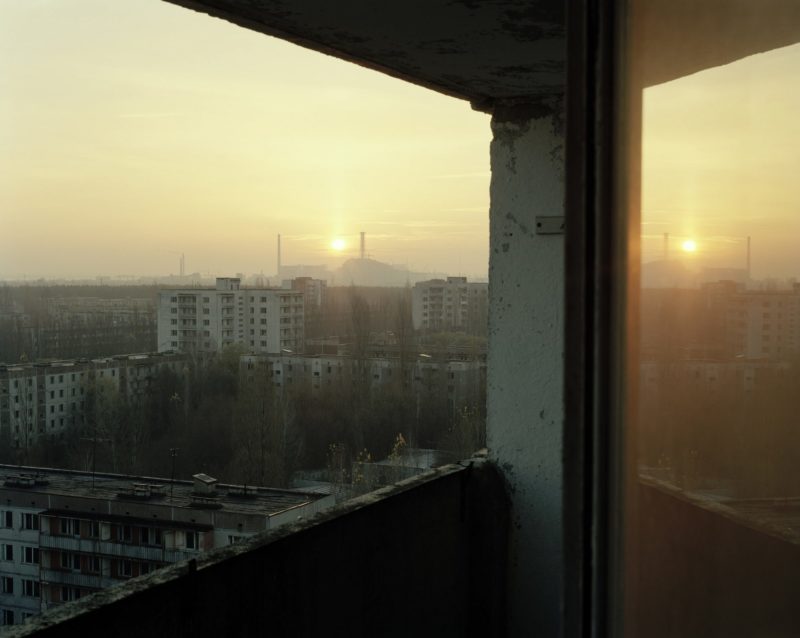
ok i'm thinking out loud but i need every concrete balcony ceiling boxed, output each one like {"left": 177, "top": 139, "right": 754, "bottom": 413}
{"left": 167, "top": 0, "right": 800, "bottom": 109}
{"left": 167, "top": 0, "right": 566, "bottom": 108}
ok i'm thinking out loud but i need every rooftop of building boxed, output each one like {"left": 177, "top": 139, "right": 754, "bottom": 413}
{"left": 0, "top": 464, "right": 327, "bottom": 520}
{"left": 0, "top": 351, "right": 187, "bottom": 373}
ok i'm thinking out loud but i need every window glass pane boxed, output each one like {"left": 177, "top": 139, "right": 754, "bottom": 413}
{"left": 625, "top": 2, "right": 800, "bottom": 635}
{"left": 1, "top": 0, "right": 490, "bottom": 626}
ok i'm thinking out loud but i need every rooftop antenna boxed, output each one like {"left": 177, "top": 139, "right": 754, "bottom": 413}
{"left": 360, "top": 232, "right": 365, "bottom": 260}
{"left": 277, "top": 234, "right": 282, "bottom": 277}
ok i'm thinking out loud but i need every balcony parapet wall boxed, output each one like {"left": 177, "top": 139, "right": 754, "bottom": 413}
{"left": 7, "top": 458, "right": 509, "bottom": 638}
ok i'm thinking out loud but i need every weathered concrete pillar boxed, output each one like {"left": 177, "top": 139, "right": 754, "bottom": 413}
{"left": 487, "top": 98, "right": 565, "bottom": 637}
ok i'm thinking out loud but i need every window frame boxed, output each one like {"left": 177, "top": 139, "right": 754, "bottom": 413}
{"left": 563, "top": 0, "right": 630, "bottom": 635}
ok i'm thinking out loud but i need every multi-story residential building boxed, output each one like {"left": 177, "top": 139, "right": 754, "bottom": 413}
{"left": 0, "top": 353, "right": 187, "bottom": 449}
{"left": 157, "top": 278, "right": 304, "bottom": 355}
{"left": 641, "top": 281, "right": 800, "bottom": 362}
{"left": 241, "top": 352, "right": 485, "bottom": 414}
{"left": 282, "top": 277, "right": 327, "bottom": 309}
{"left": 712, "top": 282, "right": 800, "bottom": 360}
{"left": 0, "top": 465, "right": 334, "bottom": 628}
{"left": 411, "top": 277, "right": 488, "bottom": 333}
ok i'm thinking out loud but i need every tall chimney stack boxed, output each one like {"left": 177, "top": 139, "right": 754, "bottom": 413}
{"left": 277, "top": 234, "right": 282, "bottom": 277}
{"left": 663, "top": 233, "right": 669, "bottom": 261}
{"left": 360, "top": 231, "right": 365, "bottom": 260}
{"left": 747, "top": 235, "right": 751, "bottom": 280}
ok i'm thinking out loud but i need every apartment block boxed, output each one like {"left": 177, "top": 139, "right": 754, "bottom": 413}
{"left": 0, "top": 353, "right": 187, "bottom": 449}
{"left": 713, "top": 283, "right": 800, "bottom": 360}
{"left": 157, "top": 278, "right": 304, "bottom": 355}
{"left": 641, "top": 281, "right": 800, "bottom": 362}
{"left": 241, "top": 353, "right": 485, "bottom": 413}
{"left": 282, "top": 277, "right": 327, "bottom": 309}
{"left": 0, "top": 465, "right": 333, "bottom": 628}
{"left": 411, "top": 277, "right": 488, "bottom": 333}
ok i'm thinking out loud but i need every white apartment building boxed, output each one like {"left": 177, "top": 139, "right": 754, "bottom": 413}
{"left": 412, "top": 277, "right": 488, "bottom": 332}
{"left": 0, "top": 353, "right": 187, "bottom": 449}
{"left": 157, "top": 278, "right": 304, "bottom": 355}
{"left": 0, "top": 466, "right": 334, "bottom": 628}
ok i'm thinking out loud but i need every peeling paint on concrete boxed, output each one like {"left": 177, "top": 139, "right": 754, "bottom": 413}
{"left": 487, "top": 97, "right": 565, "bottom": 636}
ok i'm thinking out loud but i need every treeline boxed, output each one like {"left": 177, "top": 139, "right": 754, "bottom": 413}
{"left": 0, "top": 285, "right": 159, "bottom": 362}
{"left": 0, "top": 349, "right": 485, "bottom": 488}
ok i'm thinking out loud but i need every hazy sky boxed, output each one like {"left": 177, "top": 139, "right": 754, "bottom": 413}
{"left": 642, "top": 42, "right": 800, "bottom": 279}
{"left": 0, "top": 0, "right": 491, "bottom": 280}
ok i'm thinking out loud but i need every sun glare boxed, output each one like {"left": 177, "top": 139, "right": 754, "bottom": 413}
{"left": 681, "top": 239, "right": 697, "bottom": 253}
{"left": 330, "top": 238, "right": 346, "bottom": 252}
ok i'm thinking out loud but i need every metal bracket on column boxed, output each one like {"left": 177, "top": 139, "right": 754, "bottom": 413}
{"left": 535, "top": 216, "right": 565, "bottom": 235}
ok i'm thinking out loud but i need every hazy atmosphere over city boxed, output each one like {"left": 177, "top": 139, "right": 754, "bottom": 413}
{"left": 1, "top": 1, "right": 800, "bottom": 634}
{"left": 0, "top": 0, "right": 491, "bottom": 281}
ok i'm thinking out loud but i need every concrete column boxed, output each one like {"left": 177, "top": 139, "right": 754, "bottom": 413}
{"left": 487, "top": 98, "right": 565, "bottom": 637}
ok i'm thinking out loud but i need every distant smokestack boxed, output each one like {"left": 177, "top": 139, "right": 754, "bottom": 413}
{"left": 747, "top": 235, "right": 751, "bottom": 279}
{"left": 180, "top": 253, "right": 185, "bottom": 277}
{"left": 277, "top": 234, "right": 282, "bottom": 276}
{"left": 360, "top": 231, "right": 365, "bottom": 260}
{"left": 663, "top": 233, "right": 669, "bottom": 261}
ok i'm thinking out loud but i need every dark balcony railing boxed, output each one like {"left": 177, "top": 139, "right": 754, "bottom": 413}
{"left": 10, "top": 459, "right": 508, "bottom": 638}
{"left": 38, "top": 535, "right": 189, "bottom": 563}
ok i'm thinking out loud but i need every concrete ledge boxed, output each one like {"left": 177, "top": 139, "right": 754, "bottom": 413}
{"left": 9, "top": 459, "right": 509, "bottom": 638}
{"left": 632, "top": 477, "right": 800, "bottom": 636}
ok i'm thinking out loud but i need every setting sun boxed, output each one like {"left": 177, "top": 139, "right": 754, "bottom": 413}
{"left": 330, "top": 238, "right": 347, "bottom": 252}
{"left": 681, "top": 239, "right": 697, "bottom": 253}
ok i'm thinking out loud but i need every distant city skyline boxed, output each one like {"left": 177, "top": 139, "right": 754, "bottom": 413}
{"left": 0, "top": 0, "right": 491, "bottom": 280}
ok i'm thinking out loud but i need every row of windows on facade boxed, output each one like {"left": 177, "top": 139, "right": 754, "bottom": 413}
{"left": 172, "top": 340, "right": 293, "bottom": 349}
{"left": 0, "top": 608, "right": 34, "bottom": 627}
{"left": 0, "top": 544, "right": 39, "bottom": 564}
{"left": 8, "top": 400, "right": 83, "bottom": 417}
{"left": 1, "top": 513, "right": 198, "bottom": 548}
{"left": 170, "top": 326, "right": 299, "bottom": 337}
{"left": 170, "top": 306, "right": 300, "bottom": 313}
{"left": 1, "top": 575, "right": 40, "bottom": 597}
{"left": 1, "top": 511, "right": 39, "bottom": 530}
{"left": 5, "top": 372, "right": 87, "bottom": 389}
{"left": 0, "top": 558, "right": 164, "bottom": 605}
{"left": 9, "top": 387, "right": 84, "bottom": 402}
{"left": 169, "top": 295, "right": 298, "bottom": 303}
{"left": 1, "top": 556, "right": 161, "bottom": 581}
{"left": 51, "top": 518, "right": 198, "bottom": 548}
{"left": 7, "top": 373, "right": 84, "bottom": 387}
{"left": 170, "top": 317, "right": 297, "bottom": 327}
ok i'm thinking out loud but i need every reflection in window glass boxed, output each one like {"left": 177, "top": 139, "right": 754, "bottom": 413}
{"left": 628, "top": 5, "right": 800, "bottom": 634}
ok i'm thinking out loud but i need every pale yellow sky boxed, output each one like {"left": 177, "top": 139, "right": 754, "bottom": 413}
{"left": 642, "top": 42, "right": 800, "bottom": 279}
{"left": 0, "top": 0, "right": 491, "bottom": 280}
